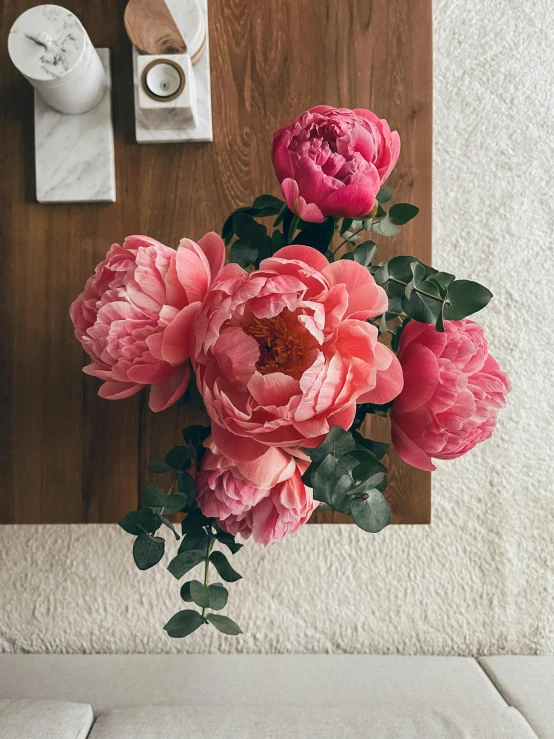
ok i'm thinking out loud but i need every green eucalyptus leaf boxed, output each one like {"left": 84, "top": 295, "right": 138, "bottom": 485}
{"left": 389, "top": 203, "right": 419, "bottom": 225}
{"left": 271, "top": 229, "right": 286, "bottom": 252}
{"left": 181, "top": 510, "right": 212, "bottom": 534}
{"left": 143, "top": 484, "right": 167, "bottom": 508}
{"left": 165, "top": 446, "right": 190, "bottom": 472}
{"left": 372, "top": 214, "right": 399, "bottom": 237}
{"left": 160, "top": 516, "right": 180, "bottom": 540}
{"left": 311, "top": 454, "right": 339, "bottom": 506}
{"left": 402, "top": 271, "right": 444, "bottom": 329}
{"left": 342, "top": 240, "right": 377, "bottom": 267}
{"left": 207, "top": 584, "right": 229, "bottom": 610}
{"left": 352, "top": 432, "right": 390, "bottom": 460}
{"left": 374, "top": 256, "right": 418, "bottom": 288}
{"left": 210, "top": 551, "right": 242, "bottom": 582}
{"left": 431, "top": 271, "right": 456, "bottom": 288}
{"left": 444, "top": 280, "right": 493, "bottom": 320}
{"left": 215, "top": 530, "right": 243, "bottom": 554}
{"left": 233, "top": 213, "right": 267, "bottom": 243}
{"left": 306, "top": 425, "right": 357, "bottom": 466}
{"left": 230, "top": 239, "right": 258, "bottom": 268}
{"left": 181, "top": 425, "right": 211, "bottom": 448}
{"left": 340, "top": 217, "right": 354, "bottom": 235}
{"left": 206, "top": 613, "right": 243, "bottom": 635}
{"left": 159, "top": 493, "right": 187, "bottom": 515}
{"left": 177, "top": 472, "right": 196, "bottom": 507}
{"left": 350, "top": 491, "right": 392, "bottom": 533}
{"left": 222, "top": 207, "right": 257, "bottom": 244}
{"left": 189, "top": 580, "right": 210, "bottom": 608}
{"left": 167, "top": 548, "right": 206, "bottom": 579}
{"left": 119, "top": 508, "right": 160, "bottom": 536}
{"left": 164, "top": 609, "right": 205, "bottom": 638}
{"left": 133, "top": 533, "right": 165, "bottom": 570}
{"left": 148, "top": 459, "right": 172, "bottom": 473}
{"left": 180, "top": 581, "right": 193, "bottom": 602}
{"left": 292, "top": 216, "right": 335, "bottom": 253}
{"left": 376, "top": 186, "right": 394, "bottom": 204}
{"left": 251, "top": 194, "right": 285, "bottom": 215}
{"left": 178, "top": 528, "right": 208, "bottom": 553}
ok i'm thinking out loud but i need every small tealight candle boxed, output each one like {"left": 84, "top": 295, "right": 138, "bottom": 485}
{"left": 142, "top": 59, "right": 184, "bottom": 101}
{"left": 8, "top": 4, "right": 107, "bottom": 115}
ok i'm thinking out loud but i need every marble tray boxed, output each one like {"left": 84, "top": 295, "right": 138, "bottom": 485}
{"left": 34, "top": 48, "right": 116, "bottom": 204}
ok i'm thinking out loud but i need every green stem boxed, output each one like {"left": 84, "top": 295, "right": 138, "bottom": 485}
{"left": 332, "top": 227, "right": 367, "bottom": 255}
{"left": 201, "top": 528, "right": 214, "bottom": 620}
{"left": 287, "top": 213, "right": 300, "bottom": 244}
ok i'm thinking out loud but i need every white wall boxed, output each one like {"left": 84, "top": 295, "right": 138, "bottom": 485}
{"left": 1, "top": 0, "right": 553, "bottom": 654}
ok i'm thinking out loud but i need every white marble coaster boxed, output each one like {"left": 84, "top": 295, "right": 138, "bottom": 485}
{"left": 133, "top": 0, "right": 213, "bottom": 144}
{"left": 34, "top": 49, "right": 116, "bottom": 203}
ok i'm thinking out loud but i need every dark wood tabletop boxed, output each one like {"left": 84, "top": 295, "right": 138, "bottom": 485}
{"left": 0, "top": 0, "right": 432, "bottom": 524}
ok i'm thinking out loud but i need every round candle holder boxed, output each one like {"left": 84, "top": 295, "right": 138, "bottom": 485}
{"left": 141, "top": 58, "right": 185, "bottom": 101}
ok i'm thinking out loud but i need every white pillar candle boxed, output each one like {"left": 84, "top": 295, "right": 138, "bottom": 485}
{"left": 8, "top": 4, "right": 107, "bottom": 115}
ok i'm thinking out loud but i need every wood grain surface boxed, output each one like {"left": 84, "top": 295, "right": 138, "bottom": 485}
{"left": 124, "top": 0, "right": 187, "bottom": 55}
{"left": 0, "top": 0, "right": 432, "bottom": 525}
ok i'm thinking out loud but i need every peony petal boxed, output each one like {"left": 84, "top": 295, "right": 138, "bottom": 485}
{"left": 214, "top": 327, "right": 260, "bottom": 384}
{"left": 161, "top": 302, "right": 201, "bottom": 366}
{"left": 211, "top": 422, "right": 269, "bottom": 462}
{"left": 391, "top": 420, "right": 436, "bottom": 471}
{"left": 322, "top": 259, "right": 388, "bottom": 318}
{"left": 98, "top": 380, "right": 143, "bottom": 400}
{"left": 176, "top": 242, "right": 210, "bottom": 303}
{"left": 280, "top": 179, "right": 325, "bottom": 224}
{"left": 357, "top": 344, "right": 404, "bottom": 404}
{"left": 297, "top": 198, "right": 325, "bottom": 223}
{"left": 281, "top": 178, "right": 300, "bottom": 211}
{"left": 328, "top": 401, "right": 357, "bottom": 431}
{"left": 271, "top": 135, "right": 295, "bottom": 181}
{"left": 248, "top": 371, "right": 300, "bottom": 407}
{"left": 197, "top": 232, "right": 226, "bottom": 282}
{"left": 236, "top": 446, "right": 296, "bottom": 488}
{"left": 148, "top": 364, "right": 191, "bottom": 412}
{"left": 271, "top": 245, "right": 330, "bottom": 272}
{"left": 392, "top": 343, "right": 439, "bottom": 414}
{"left": 319, "top": 180, "right": 379, "bottom": 218}
{"left": 127, "top": 361, "right": 172, "bottom": 384}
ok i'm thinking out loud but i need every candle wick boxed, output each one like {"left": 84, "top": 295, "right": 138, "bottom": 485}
{"left": 26, "top": 31, "right": 57, "bottom": 54}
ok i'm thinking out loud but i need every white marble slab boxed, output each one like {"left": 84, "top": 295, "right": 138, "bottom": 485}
{"left": 134, "top": 0, "right": 213, "bottom": 144}
{"left": 34, "top": 48, "right": 116, "bottom": 203}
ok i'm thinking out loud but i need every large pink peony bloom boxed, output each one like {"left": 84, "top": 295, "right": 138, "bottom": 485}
{"left": 196, "top": 438, "right": 318, "bottom": 545}
{"left": 272, "top": 106, "right": 400, "bottom": 223}
{"left": 391, "top": 320, "right": 510, "bottom": 471}
{"left": 70, "top": 233, "right": 225, "bottom": 412}
{"left": 193, "top": 244, "right": 403, "bottom": 462}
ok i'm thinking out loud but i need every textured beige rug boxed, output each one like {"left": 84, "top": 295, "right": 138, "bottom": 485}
{"left": 1, "top": 0, "right": 553, "bottom": 654}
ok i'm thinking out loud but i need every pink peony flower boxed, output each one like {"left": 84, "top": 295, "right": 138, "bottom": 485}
{"left": 193, "top": 244, "right": 403, "bottom": 463}
{"left": 70, "top": 232, "right": 225, "bottom": 412}
{"left": 196, "top": 438, "right": 318, "bottom": 545}
{"left": 272, "top": 106, "right": 400, "bottom": 223}
{"left": 391, "top": 319, "right": 510, "bottom": 471}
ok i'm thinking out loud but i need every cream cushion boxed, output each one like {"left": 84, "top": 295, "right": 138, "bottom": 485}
{"left": 0, "top": 699, "right": 93, "bottom": 739}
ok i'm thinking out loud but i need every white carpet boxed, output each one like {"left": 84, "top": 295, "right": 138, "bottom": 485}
{"left": 1, "top": 0, "right": 553, "bottom": 654}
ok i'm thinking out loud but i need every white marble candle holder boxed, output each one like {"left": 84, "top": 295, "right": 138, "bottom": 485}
{"left": 137, "top": 54, "right": 197, "bottom": 127}
{"left": 34, "top": 48, "right": 116, "bottom": 203}
{"left": 133, "top": 0, "right": 212, "bottom": 144}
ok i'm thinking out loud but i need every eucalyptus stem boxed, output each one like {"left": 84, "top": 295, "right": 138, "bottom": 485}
{"left": 331, "top": 227, "right": 364, "bottom": 255}
{"left": 201, "top": 528, "right": 214, "bottom": 620}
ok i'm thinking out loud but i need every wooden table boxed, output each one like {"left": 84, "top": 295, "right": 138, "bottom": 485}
{"left": 0, "top": 0, "right": 432, "bottom": 524}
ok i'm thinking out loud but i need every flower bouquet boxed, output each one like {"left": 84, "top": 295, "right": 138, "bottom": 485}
{"left": 71, "top": 106, "right": 510, "bottom": 639}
